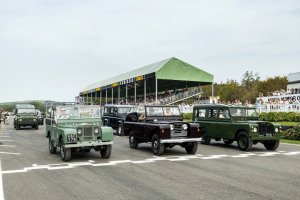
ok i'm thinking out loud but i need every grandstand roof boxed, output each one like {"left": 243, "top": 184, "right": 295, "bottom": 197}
{"left": 81, "top": 57, "right": 213, "bottom": 93}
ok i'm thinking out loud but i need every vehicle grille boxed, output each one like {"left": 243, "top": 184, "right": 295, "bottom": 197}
{"left": 84, "top": 126, "right": 93, "bottom": 140}
{"left": 171, "top": 123, "right": 187, "bottom": 137}
{"left": 174, "top": 123, "right": 182, "bottom": 134}
{"left": 258, "top": 124, "right": 271, "bottom": 134}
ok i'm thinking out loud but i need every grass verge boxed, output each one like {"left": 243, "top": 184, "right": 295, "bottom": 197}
{"left": 280, "top": 139, "right": 300, "bottom": 145}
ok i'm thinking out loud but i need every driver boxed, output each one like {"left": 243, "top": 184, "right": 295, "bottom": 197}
{"left": 59, "top": 108, "right": 70, "bottom": 119}
{"left": 165, "top": 108, "right": 173, "bottom": 116}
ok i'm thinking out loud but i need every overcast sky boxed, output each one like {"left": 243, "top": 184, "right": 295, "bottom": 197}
{"left": 0, "top": 0, "right": 300, "bottom": 102}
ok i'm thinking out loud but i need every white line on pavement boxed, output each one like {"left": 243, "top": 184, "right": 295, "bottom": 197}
{"left": 0, "top": 145, "right": 16, "bottom": 148}
{"left": 0, "top": 136, "right": 10, "bottom": 138}
{"left": 0, "top": 152, "right": 20, "bottom": 155}
{"left": 0, "top": 159, "right": 5, "bottom": 200}
{"left": 1, "top": 151, "right": 300, "bottom": 175}
{"left": 0, "top": 140, "right": 13, "bottom": 142}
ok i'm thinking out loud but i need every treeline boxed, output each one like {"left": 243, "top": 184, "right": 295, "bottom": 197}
{"left": 201, "top": 71, "right": 287, "bottom": 104}
{"left": 0, "top": 101, "right": 46, "bottom": 112}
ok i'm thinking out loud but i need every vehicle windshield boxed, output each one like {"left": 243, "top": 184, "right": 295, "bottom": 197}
{"left": 146, "top": 106, "right": 181, "bottom": 116}
{"left": 17, "top": 108, "right": 36, "bottom": 114}
{"left": 229, "top": 108, "right": 259, "bottom": 117}
{"left": 56, "top": 105, "right": 101, "bottom": 119}
{"left": 118, "top": 107, "right": 131, "bottom": 114}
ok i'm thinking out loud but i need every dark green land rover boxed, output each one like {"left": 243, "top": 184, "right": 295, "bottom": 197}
{"left": 14, "top": 104, "right": 38, "bottom": 130}
{"left": 193, "top": 104, "right": 281, "bottom": 151}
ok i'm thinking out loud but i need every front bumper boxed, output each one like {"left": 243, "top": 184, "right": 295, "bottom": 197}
{"left": 160, "top": 138, "right": 202, "bottom": 144}
{"left": 65, "top": 140, "right": 113, "bottom": 148}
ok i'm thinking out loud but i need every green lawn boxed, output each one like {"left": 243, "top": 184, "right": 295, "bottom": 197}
{"left": 280, "top": 139, "right": 300, "bottom": 145}
{"left": 273, "top": 121, "right": 299, "bottom": 126}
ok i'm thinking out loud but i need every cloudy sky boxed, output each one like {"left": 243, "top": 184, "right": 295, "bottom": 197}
{"left": 0, "top": 0, "right": 300, "bottom": 102}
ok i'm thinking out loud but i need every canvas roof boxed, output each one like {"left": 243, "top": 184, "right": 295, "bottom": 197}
{"left": 81, "top": 57, "right": 213, "bottom": 93}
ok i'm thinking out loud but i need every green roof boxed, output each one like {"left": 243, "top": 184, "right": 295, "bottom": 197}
{"left": 82, "top": 57, "right": 214, "bottom": 93}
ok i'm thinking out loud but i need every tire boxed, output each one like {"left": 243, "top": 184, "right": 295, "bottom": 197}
{"left": 35, "top": 125, "right": 39, "bottom": 130}
{"left": 103, "top": 120, "right": 108, "bottom": 126}
{"left": 151, "top": 134, "right": 165, "bottom": 155}
{"left": 117, "top": 123, "right": 124, "bottom": 136}
{"left": 201, "top": 132, "right": 211, "bottom": 145}
{"left": 129, "top": 131, "right": 138, "bottom": 149}
{"left": 264, "top": 140, "right": 280, "bottom": 150}
{"left": 16, "top": 125, "right": 20, "bottom": 130}
{"left": 237, "top": 132, "right": 253, "bottom": 151}
{"left": 49, "top": 136, "right": 57, "bottom": 154}
{"left": 223, "top": 139, "right": 234, "bottom": 145}
{"left": 185, "top": 142, "right": 198, "bottom": 154}
{"left": 100, "top": 145, "right": 112, "bottom": 159}
{"left": 60, "top": 142, "right": 71, "bottom": 161}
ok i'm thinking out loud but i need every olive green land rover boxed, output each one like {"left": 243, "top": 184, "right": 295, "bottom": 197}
{"left": 193, "top": 104, "right": 281, "bottom": 151}
{"left": 46, "top": 103, "right": 113, "bottom": 161}
{"left": 14, "top": 104, "right": 38, "bottom": 130}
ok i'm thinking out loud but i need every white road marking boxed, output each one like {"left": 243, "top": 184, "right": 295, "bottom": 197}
{"left": 0, "top": 159, "right": 5, "bottom": 200}
{"left": 0, "top": 145, "right": 15, "bottom": 148}
{"left": 283, "top": 151, "right": 300, "bottom": 155}
{"left": 1, "top": 151, "right": 300, "bottom": 175}
{"left": 0, "top": 140, "right": 13, "bottom": 142}
{"left": 0, "top": 152, "right": 20, "bottom": 155}
{"left": 0, "top": 136, "right": 10, "bottom": 138}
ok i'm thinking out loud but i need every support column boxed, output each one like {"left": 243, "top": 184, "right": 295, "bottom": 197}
{"left": 155, "top": 77, "right": 158, "bottom": 104}
{"left": 100, "top": 91, "right": 102, "bottom": 106}
{"left": 212, "top": 83, "right": 214, "bottom": 103}
{"left": 144, "top": 78, "right": 146, "bottom": 104}
{"left": 118, "top": 85, "right": 120, "bottom": 104}
{"left": 112, "top": 88, "right": 114, "bottom": 104}
{"left": 95, "top": 91, "right": 97, "bottom": 105}
{"left": 126, "top": 84, "right": 128, "bottom": 104}
{"left": 134, "top": 81, "right": 137, "bottom": 104}
{"left": 105, "top": 89, "right": 108, "bottom": 104}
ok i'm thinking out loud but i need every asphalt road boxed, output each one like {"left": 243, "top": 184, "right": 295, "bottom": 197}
{"left": 0, "top": 119, "right": 300, "bottom": 200}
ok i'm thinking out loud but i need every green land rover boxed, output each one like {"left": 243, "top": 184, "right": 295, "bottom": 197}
{"left": 46, "top": 103, "right": 113, "bottom": 161}
{"left": 14, "top": 104, "right": 39, "bottom": 130}
{"left": 193, "top": 104, "right": 281, "bottom": 151}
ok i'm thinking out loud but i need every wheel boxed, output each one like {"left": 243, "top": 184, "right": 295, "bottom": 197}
{"left": 117, "top": 123, "right": 124, "bottom": 136}
{"left": 237, "top": 132, "right": 253, "bottom": 151}
{"left": 16, "top": 125, "right": 20, "bottom": 130}
{"left": 60, "top": 142, "right": 71, "bottom": 161}
{"left": 201, "top": 132, "right": 211, "bottom": 145}
{"left": 103, "top": 120, "right": 108, "bottom": 126}
{"left": 263, "top": 140, "right": 280, "bottom": 150}
{"left": 100, "top": 145, "right": 112, "bottom": 159}
{"left": 35, "top": 125, "right": 39, "bottom": 130}
{"left": 84, "top": 149, "right": 91, "bottom": 153}
{"left": 223, "top": 139, "right": 234, "bottom": 145}
{"left": 129, "top": 131, "right": 138, "bottom": 149}
{"left": 151, "top": 134, "right": 165, "bottom": 155}
{"left": 185, "top": 142, "right": 198, "bottom": 154}
{"left": 49, "top": 136, "right": 57, "bottom": 154}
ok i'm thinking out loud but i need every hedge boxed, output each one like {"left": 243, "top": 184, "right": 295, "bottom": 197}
{"left": 282, "top": 125, "right": 300, "bottom": 140}
{"left": 259, "top": 112, "right": 300, "bottom": 122}
{"left": 183, "top": 112, "right": 300, "bottom": 122}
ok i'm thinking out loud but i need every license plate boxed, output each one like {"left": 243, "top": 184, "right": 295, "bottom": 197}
{"left": 266, "top": 133, "right": 272, "bottom": 137}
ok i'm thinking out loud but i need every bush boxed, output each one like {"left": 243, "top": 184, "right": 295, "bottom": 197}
{"left": 183, "top": 113, "right": 193, "bottom": 120}
{"left": 282, "top": 125, "right": 300, "bottom": 140}
{"left": 259, "top": 112, "right": 300, "bottom": 122}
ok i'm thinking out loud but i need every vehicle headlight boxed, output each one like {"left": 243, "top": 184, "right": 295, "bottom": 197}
{"left": 19, "top": 118, "right": 22, "bottom": 122}
{"left": 95, "top": 128, "right": 99, "bottom": 134}
{"left": 252, "top": 127, "right": 257, "bottom": 133}
{"left": 182, "top": 124, "right": 188, "bottom": 130}
{"left": 275, "top": 127, "right": 279, "bottom": 132}
{"left": 170, "top": 124, "right": 174, "bottom": 131}
{"left": 33, "top": 119, "right": 36, "bottom": 121}
{"left": 77, "top": 128, "right": 82, "bottom": 135}
{"left": 67, "top": 134, "right": 76, "bottom": 143}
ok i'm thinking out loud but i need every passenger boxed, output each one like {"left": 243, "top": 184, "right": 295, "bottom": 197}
{"left": 219, "top": 109, "right": 225, "bottom": 118}
{"left": 165, "top": 108, "right": 172, "bottom": 116}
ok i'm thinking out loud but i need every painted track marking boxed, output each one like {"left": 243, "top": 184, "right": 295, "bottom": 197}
{"left": 2, "top": 151, "right": 300, "bottom": 175}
